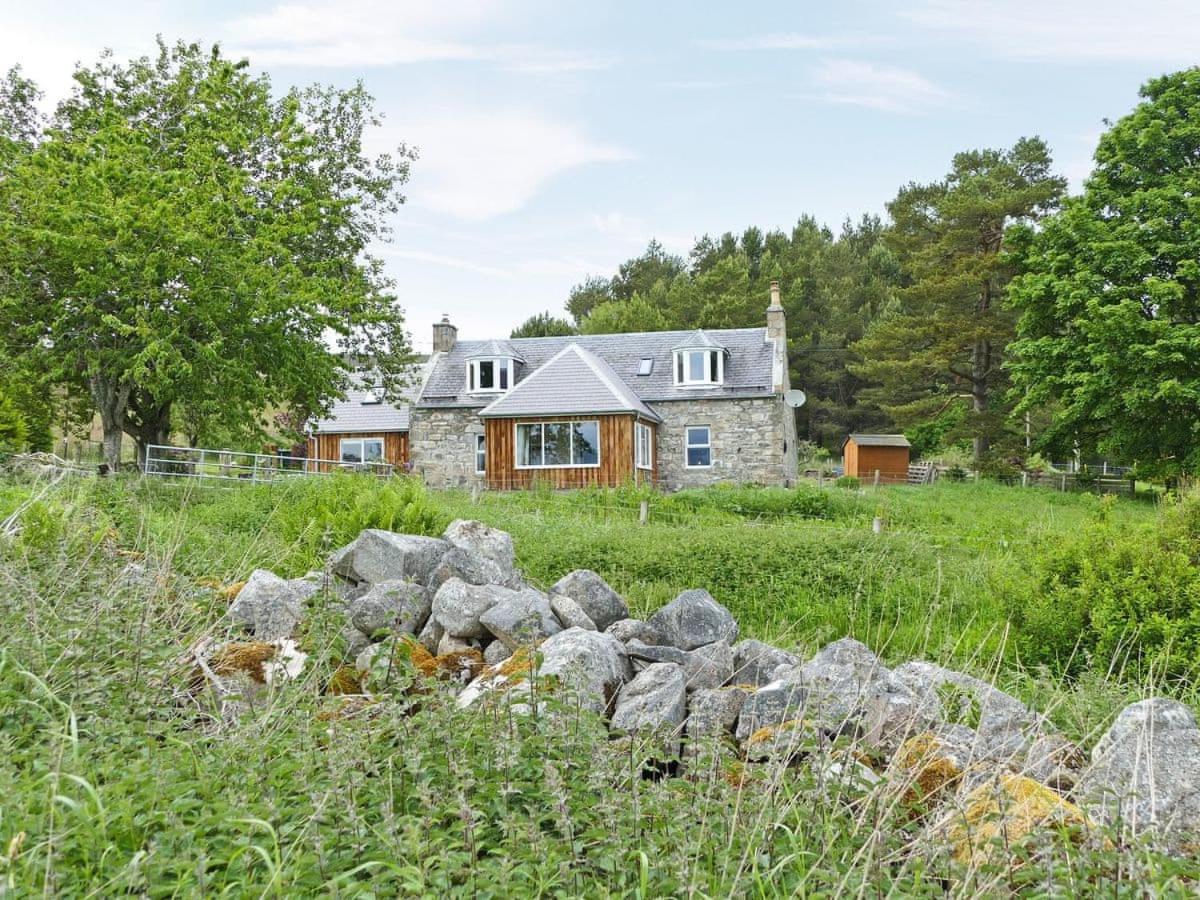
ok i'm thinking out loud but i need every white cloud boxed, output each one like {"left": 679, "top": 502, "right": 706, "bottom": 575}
{"left": 813, "top": 59, "right": 953, "bottom": 114}
{"left": 382, "top": 249, "right": 512, "bottom": 279}
{"left": 699, "top": 33, "right": 887, "bottom": 51}
{"left": 901, "top": 0, "right": 1200, "bottom": 63}
{"left": 225, "top": 0, "right": 613, "bottom": 72}
{"left": 397, "top": 110, "right": 631, "bottom": 220}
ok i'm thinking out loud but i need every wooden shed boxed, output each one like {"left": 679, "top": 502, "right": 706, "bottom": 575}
{"left": 842, "top": 434, "right": 911, "bottom": 484}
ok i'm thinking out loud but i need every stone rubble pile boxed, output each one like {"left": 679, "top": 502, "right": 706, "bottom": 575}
{"left": 204, "top": 520, "right": 1200, "bottom": 857}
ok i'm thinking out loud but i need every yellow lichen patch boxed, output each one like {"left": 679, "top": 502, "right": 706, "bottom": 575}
{"left": 219, "top": 581, "right": 248, "bottom": 603}
{"left": 317, "top": 696, "right": 377, "bottom": 722}
{"left": 894, "top": 732, "right": 965, "bottom": 807}
{"left": 416, "top": 648, "right": 485, "bottom": 681}
{"left": 328, "top": 664, "right": 363, "bottom": 695}
{"left": 208, "top": 641, "right": 277, "bottom": 684}
{"left": 747, "top": 718, "right": 812, "bottom": 747}
{"left": 723, "top": 760, "right": 754, "bottom": 789}
{"left": 195, "top": 576, "right": 224, "bottom": 590}
{"left": 946, "top": 774, "right": 1090, "bottom": 866}
{"left": 481, "top": 647, "right": 535, "bottom": 683}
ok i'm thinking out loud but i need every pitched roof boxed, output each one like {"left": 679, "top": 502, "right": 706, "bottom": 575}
{"left": 419, "top": 327, "right": 776, "bottom": 409}
{"left": 671, "top": 329, "right": 727, "bottom": 352}
{"left": 308, "top": 360, "right": 433, "bottom": 434}
{"left": 465, "top": 339, "right": 525, "bottom": 363}
{"left": 845, "top": 433, "right": 911, "bottom": 448}
{"left": 479, "top": 344, "right": 661, "bottom": 422}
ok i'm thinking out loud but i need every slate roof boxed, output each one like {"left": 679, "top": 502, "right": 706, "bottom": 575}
{"left": 418, "top": 327, "right": 776, "bottom": 410}
{"left": 309, "top": 360, "right": 433, "bottom": 434}
{"left": 671, "top": 329, "right": 727, "bottom": 352}
{"left": 465, "top": 339, "right": 525, "bottom": 363}
{"left": 479, "top": 344, "right": 661, "bottom": 422}
{"left": 845, "top": 433, "right": 911, "bottom": 448}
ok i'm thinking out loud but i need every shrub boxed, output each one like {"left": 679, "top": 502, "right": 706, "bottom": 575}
{"left": 0, "top": 390, "right": 28, "bottom": 452}
{"left": 835, "top": 475, "right": 859, "bottom": 490}
{"left": 1014, "top": 494, "right": 1200, "bottom": 681}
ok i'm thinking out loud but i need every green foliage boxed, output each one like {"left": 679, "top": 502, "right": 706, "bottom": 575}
{"left": 509, "top": 311, "right": 577, "bottom": 339}
{"left": 1008, "top": 68, "right": 1200, "bottom": 478}
{"left": 852, "top": 138, "right": 1066, "bottom": 461}
{"left": 0, "top": 388, "right": 28, "bottom": 452}
{"left": 0, "top": 475, "right": 1193, "bottom": 894}
{"left": 0, "top": 44, "right": 415, "bottom": 470}
{"left": 905, "top": 406, "right": 965, "bottom": 459}
{"left": 835, "top": 475, "right": 860, "bottom": 489}
{"left": 1014, "top": 494, "right": 1200, "bottom": 681}
{"left": 558, "top": 219, "right": 898, "bottom": 449}
{"left": 670, "top": 483, "right": 862, "bottom": 520}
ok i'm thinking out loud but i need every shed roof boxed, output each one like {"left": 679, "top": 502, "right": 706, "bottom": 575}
{"left": 844, "top": 433, "right": 911, "bottom": 448}
{"left": 479, "top": 344, "right": 661, "bottom": 422}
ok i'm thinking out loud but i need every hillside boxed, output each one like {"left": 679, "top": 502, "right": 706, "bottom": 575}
{"left": 0, "top": 474, "right": 1197, "bottom": 895}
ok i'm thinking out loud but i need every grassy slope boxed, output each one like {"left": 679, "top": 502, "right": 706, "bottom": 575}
{"left": 0, "top": 475, "right": 1193, "bottom": 896}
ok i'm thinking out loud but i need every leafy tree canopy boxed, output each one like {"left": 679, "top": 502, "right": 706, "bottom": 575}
{"left": 852, "top": 138, "right": 1065, "bottom": 461}
{"left": 0, "top": 40, "right": 415, "bottom": 468}
{"left": 1007, "top": 68, "right": 1200, "bottom": 477}
{"left": 510, "top": 311, "right": 577, "bottom": 339}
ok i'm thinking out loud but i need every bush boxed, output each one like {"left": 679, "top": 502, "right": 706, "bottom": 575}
{"left": 835, "top": 475, "right": 859, "bottom": 489}
{"left": 1014, "top": 494, "right": 1200, "bottom": 681}
{"left": 0, "top": 390, "right": 28, "bottom": 452}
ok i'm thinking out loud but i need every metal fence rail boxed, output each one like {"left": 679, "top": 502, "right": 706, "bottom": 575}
{"left": 143, "top": 444, "right": 395, "bottom": 482}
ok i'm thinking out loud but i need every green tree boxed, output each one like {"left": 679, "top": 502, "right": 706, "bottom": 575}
{"left": 0, "top": 42, "right": 414, "bottom": 470}
{"left": 579, "top": 294, "right": 671, "bottom": 335}
{"left": 510, "top": 311, "right": 577, "bottom": 338}
{"left": 0, "top": 388, "right": 28, "bottom": 453}
{"left": 852, "top": 138, "right": 1065, "bottom": 461}
{"left": 1007, "top": 69, "right": 1200, "bottom": 477}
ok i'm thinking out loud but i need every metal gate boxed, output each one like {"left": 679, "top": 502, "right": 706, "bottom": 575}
{"left": 143, "top": 444, "right": 395, "bottom": 482}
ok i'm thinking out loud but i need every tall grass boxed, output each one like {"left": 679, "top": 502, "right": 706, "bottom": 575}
{"left": 0, "top": 473, "right": 1194, "bottom": 894}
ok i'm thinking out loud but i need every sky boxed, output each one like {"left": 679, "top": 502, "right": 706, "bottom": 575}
{"left": 4, "top": 1, "right": 1198, "bottom": 351}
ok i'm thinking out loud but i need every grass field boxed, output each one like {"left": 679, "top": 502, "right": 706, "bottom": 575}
{"left": 0, "top": 473, "right": 1194, "bottom": 895}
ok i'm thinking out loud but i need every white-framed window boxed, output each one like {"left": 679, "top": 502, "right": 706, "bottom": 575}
{"left": 475, "top": 434, "right": 486, "bottom": 475}
{"left": 685, "top": 426, "right": 712, "bottom": 468}
{"left": 341, "top": 437, "right": 384, "bottom": 465}
{"left": 516, "top": 420, "right": 600, "bottom": 468}
{"left": 635, "top": 422, "right": 653, "bottom": 470}
{"left": 468, "top": 358, "right": 513, "bottom": 393}
{"left": 360, "top": 385, "right": 382, "bottom": 405}
{"left": 673, "top": 349, "right": 724, "bottom": 387}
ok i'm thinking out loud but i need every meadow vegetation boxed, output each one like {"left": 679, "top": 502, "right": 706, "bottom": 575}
{"left": 0, "top": 473, "right": 1196, "bottom": 895}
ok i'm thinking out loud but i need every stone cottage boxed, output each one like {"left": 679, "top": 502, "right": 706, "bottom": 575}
{"left": 406, "top": 281, "right": 798, "bottom": 490}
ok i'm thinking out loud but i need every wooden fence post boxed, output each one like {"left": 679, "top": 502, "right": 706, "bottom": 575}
{"left": 639, "top": 500, "right": 649, "bottom": 525}
{"left": 873, "top": 469, "right": 881, "bottom": 489}
{"left": 872, "top": 516, "right": 883, "bottom": 534}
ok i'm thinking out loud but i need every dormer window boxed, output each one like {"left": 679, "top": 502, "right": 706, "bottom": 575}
{"left": 468, "top": 357, "right": 513, "bottom": 393}
{"left": 673, "top": 349, "right": 724, "bottom": 386}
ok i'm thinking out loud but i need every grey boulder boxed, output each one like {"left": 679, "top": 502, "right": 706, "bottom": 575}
{"left": 228, "top": 569, "right": 317, "bottom": 641}
{"left": 434, "top": 520, "right": 522, "bottom": 588}
{"left": 731, "top": 639, "right": 799, "bottom": 686}
{"left": 431, "top": 578, "right": 505, "bottom": 639}
{"left": 479, "top": 589, "right": 563, "bottom": 650}
{"left": 548, "top": 570, "right": 629, "bottom": 631}
{"left": 549, "top": 594, "right": 597, "bottom": 631}
{"left": 734, "top": 669, "right": 809, "bottom": 743}
{"left": 347, "top": 580, "right": 431, "bottom": 638}
{"left": 605, "top": 618, "right": 651, "bottom": 643}
{"left": 331, "top": 530, "right": 449, "bottom": 586}
{"left": 611, "top": 662, "right": 688, "bottom": 753}
{"left": 537, "top": 627, "right": 633, "bottom": 714}
{"left": 627, "top": 639, "right": 733, "bottom": 692}
{"left": 646, "top": 589, "right": 738, "bottom": 651}
{"left": 797, "top": 638, "right": 897, "bottom": 736}
{"left": 687, "top": 686, "right": 751, "bottom": 740}
{"left": 1078, "top": 698, "right": 1200, "bottom": 846}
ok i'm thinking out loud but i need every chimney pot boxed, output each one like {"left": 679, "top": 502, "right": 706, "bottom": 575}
{"left": 768, "top": 280, "right": 782, "bottom": 310}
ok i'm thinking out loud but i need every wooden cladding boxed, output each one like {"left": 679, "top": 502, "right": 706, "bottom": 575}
{"left": 843, "top": 440, "right": 909, "bottom": 483}
{"left": 306, "top": 431, "right": 408, "bottom": 472}
{"left": 483, "top": 414, "right": 656, "bottom": 490}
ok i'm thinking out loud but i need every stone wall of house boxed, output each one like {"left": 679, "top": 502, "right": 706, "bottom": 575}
{"left": 653, "top": 396, "right": 792, "bottom": 490}
{"left": 409, "top": 407, "right": 485, "bottom": 489}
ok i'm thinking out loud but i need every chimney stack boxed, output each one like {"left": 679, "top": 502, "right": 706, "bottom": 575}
{"left": 766, "top": 281, "right": 788, "bottom": 393}
{"left": 432, "top": 314, "right": 457, "bottom": 353}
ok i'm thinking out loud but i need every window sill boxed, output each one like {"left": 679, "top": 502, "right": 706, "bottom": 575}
{"left": 515, "top": 463, "right": 602, "bottom": 470}
{"left": 673, "top": 382, "right": 723, "bottom": 389}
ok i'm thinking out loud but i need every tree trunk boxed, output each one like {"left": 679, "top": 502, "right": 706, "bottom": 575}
{"left": 971, "top": 337, "right": 991, "bottom": 463}
{"left": 125, "top": 393, "right": 173, "bottom": 472}
{"left": 89, "top": 375, "right": 131, "bottom": 472}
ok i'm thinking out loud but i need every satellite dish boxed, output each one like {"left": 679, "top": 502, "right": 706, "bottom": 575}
{"left": 784, "top": 389, "right": 807, "bottom": 408}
